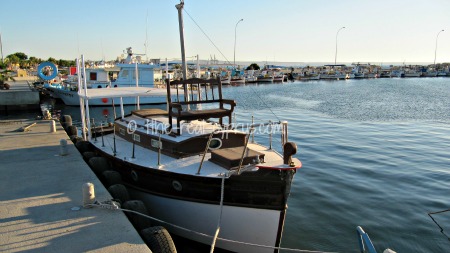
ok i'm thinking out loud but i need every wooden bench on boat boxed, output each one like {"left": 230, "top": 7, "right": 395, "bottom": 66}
{"left": 166, "top": 77, "right": 236, "bottom": 135}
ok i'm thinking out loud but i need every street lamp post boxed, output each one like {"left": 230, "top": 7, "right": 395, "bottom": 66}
{"left": 234, "top": 18, "right": 243, "bottom": 69}
{"left": 335, "top": 26, "right": 345, "bottom": 65}
{"left": 433, "top": 29, "right": 444, "bottom": 66}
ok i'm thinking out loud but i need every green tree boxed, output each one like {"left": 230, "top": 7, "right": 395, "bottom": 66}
{"left": 0, "top": 69, "right": 15, "bottom": 88}
{"left": 47, "top": 57, "right": 57, "bottom": 64}
{"left": 28, "top": 56, "right": 41, "bottom": 68}
{"left": 12, "top": 52, "right": 28, "bottom": 60}
{"left": 58, "top": 59, "right": 75, "bottom": 67}
{"left": 6, "top": 54, "right": 20, "bottom": 65}
{"left": 246, "top": 63, "right": 260, "bottom": 70}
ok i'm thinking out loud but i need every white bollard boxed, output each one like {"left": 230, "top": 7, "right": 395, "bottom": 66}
{"left": 60, "top": 139, "right": 68, "bottom": 156}
{"left": 50, "top": 120, "right": 56, "bottom": 133}
{"left": 82, "top": 182, "right": 96, "bottom": 208}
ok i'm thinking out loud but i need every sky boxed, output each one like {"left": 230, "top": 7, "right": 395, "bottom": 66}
{"left": 1, "top": 0, "right": 450, "bottom": 65}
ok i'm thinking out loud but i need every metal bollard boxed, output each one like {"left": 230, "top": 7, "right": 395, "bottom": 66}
{"left": 50, "top": 120, "right": 56, "bottom": 133}
{"left": 60, "top": 139, "right": 68, "bottom": 156}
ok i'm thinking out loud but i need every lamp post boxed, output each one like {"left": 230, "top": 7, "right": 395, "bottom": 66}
{"left": 234, "top": 18, "right": 243, "bottom": 69}
{"left": 335, "top": 26, "right": 345, "bottom": 65}
{"left": 433, "top": 29, "right": 444, "bottom": 66}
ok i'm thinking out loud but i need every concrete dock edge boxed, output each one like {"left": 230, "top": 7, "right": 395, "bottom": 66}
{"left": 0, "top": 119, "right": 152, "bottom": 253}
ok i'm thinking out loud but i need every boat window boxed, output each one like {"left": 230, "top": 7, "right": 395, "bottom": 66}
{"left": 140, "top": 69, "right": 151, "bottom": 81}
{"left": 121, "top": 70, "right": 129, "bottom": 79}
{"left": 90, "top": 72, "right": 97, "bottom": 81}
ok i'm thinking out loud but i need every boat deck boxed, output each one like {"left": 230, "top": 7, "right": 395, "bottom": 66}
{"left": 94, "top": 119, "right": 287, "bottom": 177}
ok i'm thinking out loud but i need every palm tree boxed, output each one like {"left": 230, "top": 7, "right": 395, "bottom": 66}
{"left": 0, "top": 69, "right": 15, "bottom": 90}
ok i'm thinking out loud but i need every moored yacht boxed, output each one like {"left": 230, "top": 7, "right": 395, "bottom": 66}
{"left": 46, "top": 48, "right": 166, "bottom": 106}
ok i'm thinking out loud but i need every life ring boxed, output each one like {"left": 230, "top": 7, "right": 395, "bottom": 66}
{"left": 37, "top": 62, "right": 58, "bottom": 80}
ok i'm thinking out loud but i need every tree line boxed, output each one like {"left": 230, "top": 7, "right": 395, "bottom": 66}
{"left": 0, "top": 52, "right": 75, "bottom": 70}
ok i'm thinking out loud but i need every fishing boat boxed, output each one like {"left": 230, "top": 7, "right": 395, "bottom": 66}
{"left": 244, "top": 70, "right": 258, "bottom": 83}
{"left": 257, "top": 71, "right": 274, "bottom": 82}
{"left": 46, "top": 48, "right": 166, "bottom": 106}
{"left": 220, "top": 72, "right": 231, "bottom": 85}
{"left": 74, "top": 2, "right": 301, "bottom": 252}
{"left": 77, "top": 74, "right": 301, "bottom": 252}
{"left": 273, "top": 73, "right": 285, "bottom": 82}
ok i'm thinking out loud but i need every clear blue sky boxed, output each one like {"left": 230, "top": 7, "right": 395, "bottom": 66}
{"left": 1, "top": 0, "right": 450, "bottom": 64}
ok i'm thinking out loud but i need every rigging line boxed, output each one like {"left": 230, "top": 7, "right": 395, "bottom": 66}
{"left": 428, "top": 209, "right": 450, "bottom": 240}
{"left": 247, "top": 85, "right": 281, "bottom": 122}
{"left": 89, "top": 200, "right": 338, "bottom": 253}
{"left": 183, "top": 8, "right": 232, "bottom": 65}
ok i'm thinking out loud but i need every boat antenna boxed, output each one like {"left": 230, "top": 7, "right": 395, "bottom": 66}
{"left": 145, "top": 9, "right": 149, "bottom": 62}
{"left": 101, "top": 38, "right": 105, "bottom": 62}
{"left": 0, "top": 29, "right": 3, "bottom": 63}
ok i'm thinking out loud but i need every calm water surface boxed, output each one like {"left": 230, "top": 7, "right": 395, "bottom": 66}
{"left": 61, "top": 78, "right": 450, "bottom": 252}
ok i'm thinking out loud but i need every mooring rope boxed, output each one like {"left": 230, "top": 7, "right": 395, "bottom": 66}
{"left": 210, "top": 174, "right": 226, "bottom": 253}
{"left": 87, "top": 200, "right": 337, "bottom": 253}
{"left": 428, "top": 208, "right": 450, "bottom": 240}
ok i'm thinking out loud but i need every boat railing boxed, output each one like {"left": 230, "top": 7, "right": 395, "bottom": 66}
{"left": 357, "top": 226, "right": 377, "bottom": 253}
{"left": 231, "top": 119, "right": 288, "bottom": 151}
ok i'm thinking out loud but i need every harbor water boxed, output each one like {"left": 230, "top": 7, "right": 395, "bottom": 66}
{"left": 57, "top": 77, "right": 450, "bottom": 252}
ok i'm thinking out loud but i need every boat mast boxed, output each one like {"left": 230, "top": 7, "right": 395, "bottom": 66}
{"left": 175, "top": 0, "right": 189, "bottom": 99}
{"left": 0, "top": 30, "right": 3, "bottom": 62}
{"left": 145, "top": 9, "right": 149, "bottom": 62}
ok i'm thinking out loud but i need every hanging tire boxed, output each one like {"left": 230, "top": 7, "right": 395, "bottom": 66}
{"left": 60, "top": 115, "right": 72, "bottom": 129}
{"left": 71, "top": 136, "right": 83, "bottom": 144}
{"left": 88, "top": 157, "right": 111, "bottom": 174}
{"left": 75, "top": 141, "right": 92, "bottom": 153}
{"left": 107, "top": 184, "right": 130, "bottom": 205}
{"left": 66, "top": 125, "right": 78, "bottom": 137}
{"left": 123, "top": 200, "right": 152, "bottom": 231}
{"left": 140, "top": 226, "right": 177, "bottom": 253}
{"left": 82, "top": 152, "right": 96, "bottom": 162}
{"left": 102, "top": 170, "right": 122, "bottom": 187}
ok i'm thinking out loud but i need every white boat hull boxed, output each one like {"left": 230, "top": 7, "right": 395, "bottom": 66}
{"left": 245, "top": 77, "right": 258, "bottom": 83}
{"left": 130, "top": 189, "right": 284, "bottom": 253}
{"left": 48, "top": 87, "right": 167, "bottom": 106}
{"left": 257, "top": 77, "right": 274, "bottom": 82}
{"left": 230, "top": 77, "right": 246, "bottom": 84}
{"left": 403, "top": 72, "right": 421, "bottom": 77}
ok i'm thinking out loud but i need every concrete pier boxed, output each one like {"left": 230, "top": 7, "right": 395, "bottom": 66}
{"left": 0, "top": 80, "right": 40, "bottom": 111}
{"left": 0, "top": 119, "right": 152, "bottom": 253}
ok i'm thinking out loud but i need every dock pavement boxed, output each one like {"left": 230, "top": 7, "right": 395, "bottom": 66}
{"left": 0, "top": 119, "right": 152, "bottom": 253}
